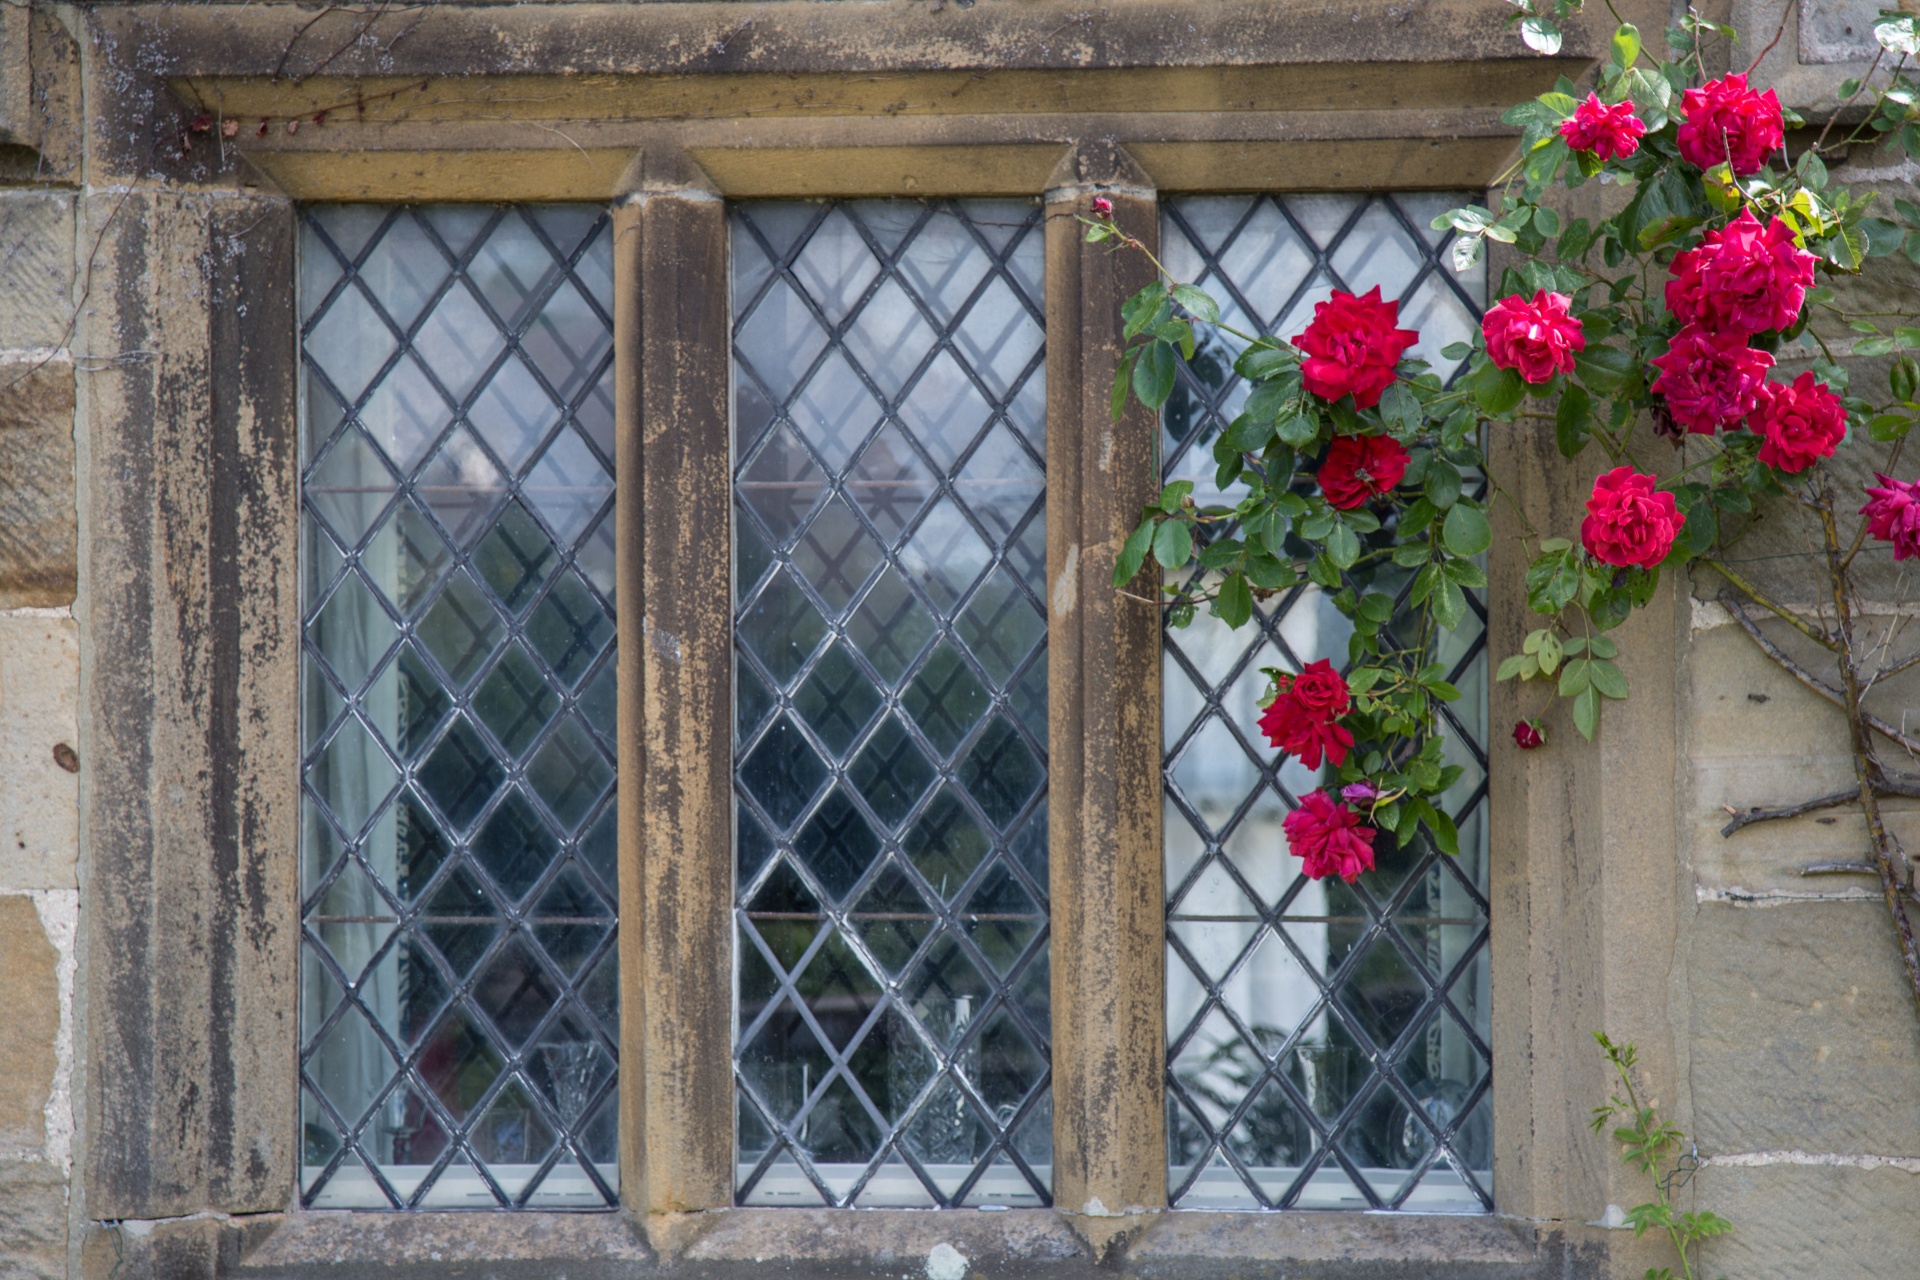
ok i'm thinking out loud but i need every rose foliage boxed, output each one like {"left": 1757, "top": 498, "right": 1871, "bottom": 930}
{"left": 1088, "top": 8, "right": 1920, "bottom": 881}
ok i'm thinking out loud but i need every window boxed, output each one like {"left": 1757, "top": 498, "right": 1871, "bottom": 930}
{"left": 293, "top": 189, "right": 1493, "bottom": 1222}
{"left": 298, "top": 205, "right": 620, "bottom": 1208}
{"left": 730, "top": 200, "right": 1052, "bottom": 1208}
{"left": 1158, "top": 195, "right": 1492, "bottom": 1210}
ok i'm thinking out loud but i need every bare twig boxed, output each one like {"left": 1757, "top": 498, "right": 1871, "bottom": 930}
{"left": 1744, "top": 0, "right": 1795, "bottom": 77}
{"left": 1719, "top": 596, "right": 1920, "bottom": 756}
{"left": 1701, "top": 558, "right": 1838, "bottom": 649}
{"left": 1810, "top": 486, "right": 1920, "bottom": 1017}
{"left": 1721, "top": 788, "right": 1858, "bottom": 837}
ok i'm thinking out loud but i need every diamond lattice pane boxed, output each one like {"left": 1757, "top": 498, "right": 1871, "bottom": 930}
{"left": 733, "top": 200, "right": 1049, "bottom": 1209}
{"left": 1160, "top": 194, "right": 1490, "bottom": 1211}
{"left": 300, "top": 204, "right": 617, "bottom": 1210}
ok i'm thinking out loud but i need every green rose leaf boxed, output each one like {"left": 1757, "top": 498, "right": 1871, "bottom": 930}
{"left": 1152, "top": 516, "right": 1192, "bottom": 570}
{"left": 1442, "top": 503, "right": 1493, "bottom": 558}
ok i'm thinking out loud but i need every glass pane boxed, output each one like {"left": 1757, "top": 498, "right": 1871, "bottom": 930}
{"left": 300, "top": 205, "right": 618, "bottom": 1210}
{"left": 732, "top": 199, "right": 1049, "bottom": 1209}
{"left": 1160, "top": 195, "right": 1491, "bottom": 1212}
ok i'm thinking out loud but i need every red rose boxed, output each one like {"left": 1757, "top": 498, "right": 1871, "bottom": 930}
{"left": 1090, "top": 196, "right": 1113, "bottom": 216}
{"left": 1258, "top": 660, "right": 1354, "bottom": 771}
{"left": 1664, "top": 211, "right": 1816, "bottom": 336}
{"left": 1483, "top": 290, "right": 1585, "bottom": 384}
{"left": 1677, "top": 73, "right": 1784, "bottom": 176}
{"left": 1291, "top": 286, "right": 1420, "bottom": 410}
{"left": 1258, "top": 694, "right": 1355, "bottom": 771}
{"left": 1318, "top": 434, "right": 1410, "bottom": 510}
{"left": 1649, "top": 324, "right": 1774, "bottom": 434}
{"left": 1861, "top": 472, "right": 1920, "bottom": 561}
{"left": 1748, "top": 372, "right": 1846, "bottom": 474}
{"left": 1283, "top": 792, "right": 1377, "bottom": 884}
{"left": 1513, "top": 720, "right": 1545, "bottom": 750}
{"left": 1581, "top": 466, "right": 1683, "bottom": 569}
{"left": 1284, "top": 659, "right": 1351, "bottom": 718}
{"left": 1559, "top": 93, "right": 1647, "bottom": 162}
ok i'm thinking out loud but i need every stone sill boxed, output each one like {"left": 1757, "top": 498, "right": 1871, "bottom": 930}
{"left": 232, "top": 1207, "right": 1564, "bottom": 1279}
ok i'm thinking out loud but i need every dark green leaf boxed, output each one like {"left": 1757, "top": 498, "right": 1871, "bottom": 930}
{"left": 1213, "top": 571, "right": 1253, "bottom": 628}
{"left": 1472, "top": 361, "right": 1527, "bottom": 415}
{"left": 1555, "top": 382, "right": 1592, "bottom": 457}
{"left": 1134, "top": 340, "right": 1178, "bottom": 410}
{"left": 1326, "top": 521, "right": 1361, "bottom": 569}
{"left": 1171, "top": 284, "right": 1220, "bottom": 325}
{"left": 1442, "top": 503, "right": 1492, "bottom": 557}
{"left": 1152, "top": 517, "right": 1192, "bottom": 569}
{"left": 1114, "top": 516, "right": 1155, "bottom": 586}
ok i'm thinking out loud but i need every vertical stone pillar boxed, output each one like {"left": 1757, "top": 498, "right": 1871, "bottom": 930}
{"left": 613, "top": 156, "right": 736, "bottom": 1223}
{"left": 1043, "top": 141, "right": 1167, "bottom": 1240}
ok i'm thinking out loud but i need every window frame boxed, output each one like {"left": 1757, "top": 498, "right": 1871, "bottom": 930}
{"left": 81, "top": 5, "right": 1690, "bottom": 1272}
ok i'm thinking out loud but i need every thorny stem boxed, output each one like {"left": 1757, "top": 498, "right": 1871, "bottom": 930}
{"left": 1700, "top": 557, "right": 1838, "bottom": 649}
{"left": 1811, "top": 486, "right": 1920, "bottom": 1020}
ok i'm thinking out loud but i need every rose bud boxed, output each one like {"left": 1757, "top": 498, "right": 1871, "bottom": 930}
{"left": 1090, "top": 196, "right": 1113, "bottom": 216}
{"left": 1513, "top": 721, "right": 1546, "bottom": 750}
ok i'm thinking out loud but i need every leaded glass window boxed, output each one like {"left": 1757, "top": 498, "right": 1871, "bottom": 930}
{"left": 731, "top": 200, "right": 1051, "bottom": 1208}
{"left": 1159, "top": 195, "right": 1493, "bottom": 1211}
{"left": 299, "top": 205, "right": 619, "bottom": 1209}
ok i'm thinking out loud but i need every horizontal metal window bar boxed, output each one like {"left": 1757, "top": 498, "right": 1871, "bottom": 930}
{"left": 744, "top": 911, "right": 1047, "bottom": 924}
{"left": 309, "top": 915, "right": 614, "bottom": 925}
{"left": 1169, "top": 914, "right": 1485, "bottom": 926}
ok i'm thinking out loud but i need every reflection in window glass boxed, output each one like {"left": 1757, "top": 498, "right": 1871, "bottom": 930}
{"left": 1159, "top": 195, "right": 1492, "bottom": 1211}
{"left": 299, "top": 205, "right": 619, "bottom": 1209}
{"left": 731, "top": 200, "right": 1050, "bottom": 1208}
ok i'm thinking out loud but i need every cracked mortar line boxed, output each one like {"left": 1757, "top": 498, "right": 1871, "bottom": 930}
{"left": 0, "top": 604, "right": 74, "bottom": 620}
{"left": 1703, "top": 1150, "right": 1920, "bottom": 1173}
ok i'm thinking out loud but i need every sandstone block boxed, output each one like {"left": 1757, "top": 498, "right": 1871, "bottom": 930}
{"left": 1688, "top": 901, "right": 1920, "bottom": 1156}
{"left": 0, "top": 1159, "right": 67, "bottom": 1280}
{"left": 1688, "top": 616, "right": 1920, "bottom": 894}
{"left": 0, "top": 895, "right": 58, "bottom": 1152}
{"left": 0, "top": 614, "right": 78, "bottom": 890}
{"left": 1691, "top": 1161, "right": 1920, "bottom": 1280}
{"left": 0, "top": 355, "right": 76, "bottom": 608}
{"left": 0, "top": 193, "right": 76, "bottom": 352}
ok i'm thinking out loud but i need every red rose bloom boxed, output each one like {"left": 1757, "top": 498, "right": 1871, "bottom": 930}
{"left": 1861, "top": 473, "right": 1920, "bottom": 561}
{"left": 1090, "top": 195, "right": 1113, "bottom": 216}
{"left": 1581, "top": 466, "right": 1684, "bottom": 569}
{"left": 1559, "top": 93, "right": 1647, "bottom": 162}
{"left": 1258, "top": 660, "right": 1355, "bottom": 771}
{"left": 1649, "top": 324, "right": 1774, "bottom": 434}
{"left": 1318, "top": 434, "right": 1410, "bottom": 510}
{"left": 1677, "top": 73, "right": 1784, "bottom": 176}
{"left": 1664, "top": 211, "right": 1817, "bottom": 336}
{"left": 1748, "top": 372, "right": 1847, "bottom": 474}
{"left": 1259, "top": 698, "right": 1354, "bottom": 771}
{"left": 1283, "top": 791, "right": 1377, "bottom": 884}
{"left": 1513, "top": 720, "right": 1545, "bottom": 750}
{"left": 1483, "top": 290, "right": 1586, "bottom": 383}
{"left": 1284, "top": 659, "right": 1351, "bottom": 718}
{"left": 1292, "top": 286, "right": 1420, "bottom": 410}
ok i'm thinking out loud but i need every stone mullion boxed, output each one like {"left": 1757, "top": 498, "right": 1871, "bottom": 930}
{"left": 1043, "top": 141, "right": 1167, "bottom": 1242}
{"left": 614, "top": 162, "right": 736, "bottom": 1226}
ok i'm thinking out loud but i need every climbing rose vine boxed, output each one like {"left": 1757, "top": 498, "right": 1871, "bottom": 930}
{"left": 1085, "top": 6, "right": 1920, "bottom": 903}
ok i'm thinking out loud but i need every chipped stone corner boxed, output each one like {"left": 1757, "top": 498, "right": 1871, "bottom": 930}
{"left": 27, "top": 889, "right": 76, "bottom": 1175}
